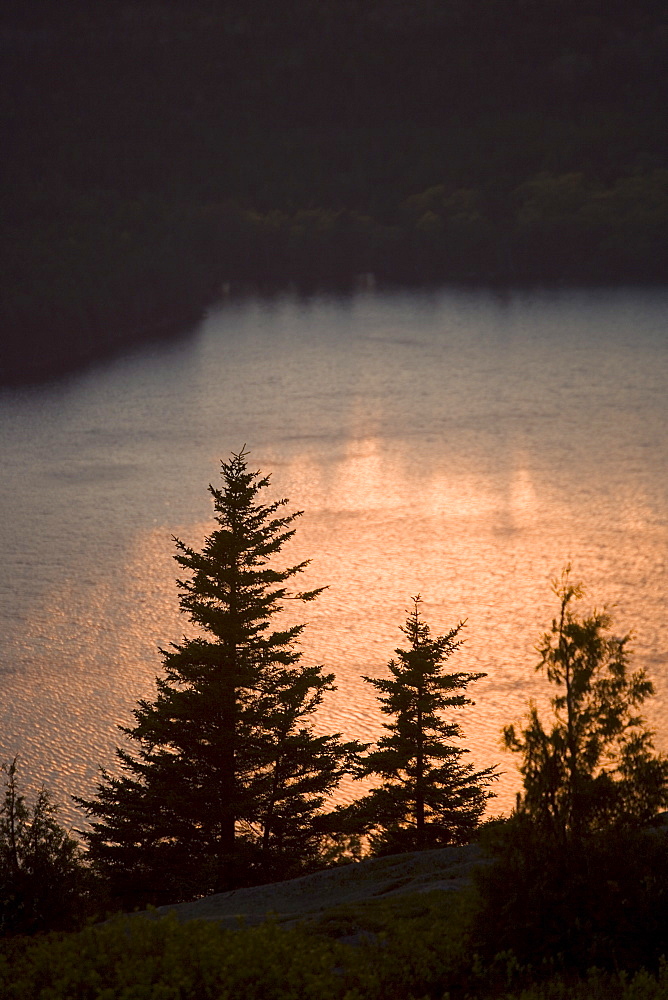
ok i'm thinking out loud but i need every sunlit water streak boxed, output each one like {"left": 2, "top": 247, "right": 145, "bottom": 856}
{"left": 1, "top": 285, "right": 667, "bottom": 829}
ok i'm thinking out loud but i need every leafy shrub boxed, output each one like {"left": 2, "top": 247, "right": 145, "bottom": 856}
{"left": 0, "top": 886, "right": 482, "bottom": 1000}
{"left": 0, "top": 759, "right": 92, "bottom": 936}
{"left": 499, "top": 960, "right": 668, "bottom": 999}
{"left": 473, "top": 815, "right": 668, "bottom": 976}
{"left": 0, "top": 914, "right": 374, "bottom": 1000}
{"left": 4, "top": 877, "right": 668, "bottom": 999}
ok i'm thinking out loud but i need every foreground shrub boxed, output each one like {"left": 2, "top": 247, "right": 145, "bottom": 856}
{"left": 0, "top": 915, "right": 372, "bottom": 1000}
{"left": 4, "top": 882, "right": 668, "bottom": 999}
{"left": 499, "top": 960, "right": 668, "bottom": 999}
{"left": 0, "top": 888, "right": 477, "bottom": 1000}
{"left": 312, "top": 885, "right": 478, "bottom": 997}
{"left": 474, "top": 815, "right": 668, "bottom": 976}
{"left": 0, "top": 759, "right": 93, "bottom": 936}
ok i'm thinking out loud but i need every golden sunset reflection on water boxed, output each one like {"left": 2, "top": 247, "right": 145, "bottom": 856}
{"left": 259, "top": 435, "right": 668, "bottom": 812}
{"left": 1, "top": 286, "right": 667, "bottom": 830}
{"left": 6, "top": 433, "right": 663, "bottom": 827}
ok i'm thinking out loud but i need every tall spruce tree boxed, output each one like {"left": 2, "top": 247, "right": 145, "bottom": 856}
{"left": 79, "top": 450, "right": 355, "bottom": 906}
{"left": 349, "top": 598, "right": 497, "bottom": 855}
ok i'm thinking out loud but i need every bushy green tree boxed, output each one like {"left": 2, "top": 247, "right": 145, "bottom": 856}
{"left": 349, "top": 598, "right": 497, "bottom": 855}
{"left": 475, "top": 571, "right": 668, "bottom": 974}
{"left": 79, "top": 450, "right": 356, "bottom": 906}
{"left": 504, "top": 567, "right": 668, "bottom": 845}
{"left": 0, "top": 759, "right": 88, "bottom": 935}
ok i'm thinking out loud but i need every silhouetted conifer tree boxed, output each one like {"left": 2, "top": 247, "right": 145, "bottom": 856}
{"left": 475, "top": 570, "right": 668, "bottom": 973}
{"left": 0, "top": 759, "right": 89, "bottom": 935}
{"left": 79, "top": 450, "right": 355, "bottom": 905}
{"left": 504, "top": 567, "right": 668, "bottom": 845}
{"left": 349, "top": 598, "right": 497, "bottom": 855}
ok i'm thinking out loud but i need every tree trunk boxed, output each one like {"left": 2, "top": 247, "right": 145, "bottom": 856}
{"left": 416, "top": 681, "right": 425, "bottom": 850}
{"left": 558, "top": 590, "right": 580, "bottom": 844}
{"left": 215, "top": 669, "right": 237, "bottom": 891}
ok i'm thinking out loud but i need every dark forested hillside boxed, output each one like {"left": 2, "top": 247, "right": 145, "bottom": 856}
{"left": 2, "top": 0, "right": 667, "bottom": 379}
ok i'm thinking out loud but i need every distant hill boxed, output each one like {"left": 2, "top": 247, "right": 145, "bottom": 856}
{"left": 2, "top": 0, "right": 667, "bottom": 380}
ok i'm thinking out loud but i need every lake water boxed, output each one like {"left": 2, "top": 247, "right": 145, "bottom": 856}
{"left": 1, "top": 285, "right": 667, "bottom": 829}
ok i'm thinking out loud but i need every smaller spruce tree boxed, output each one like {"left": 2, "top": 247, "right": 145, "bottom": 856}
{"left": 350, "top": 597, "right": 497, "bottom": 855}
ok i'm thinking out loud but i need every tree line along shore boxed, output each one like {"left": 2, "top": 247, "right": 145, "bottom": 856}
{"left": 2, "top": 0, "right": 667, "bottom": 379}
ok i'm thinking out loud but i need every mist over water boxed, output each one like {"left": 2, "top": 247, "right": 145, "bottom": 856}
{"left": 1, "top": 285, "right": 667, "bottom": 828}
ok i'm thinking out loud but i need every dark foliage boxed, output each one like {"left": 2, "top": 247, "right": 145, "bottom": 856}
{"left": 78, "top": 450, "right": 357, "bottom": 907}
{"left": 474, "top": 814, "right": 668, "bottom": 976}
{"left": 345, "top": 597, "right": 497, "bottom": 855}
{"left": 0, "top": 759, "right": 91, "bottom": 936}
{"left": 2, "top": 0, "right": 668, "bottom": 380}
{"left": 505, "top": 568, "right": 668, "bottom": 845}
{"left": 473, "top": 569, "right": 668, "bottom": 980}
